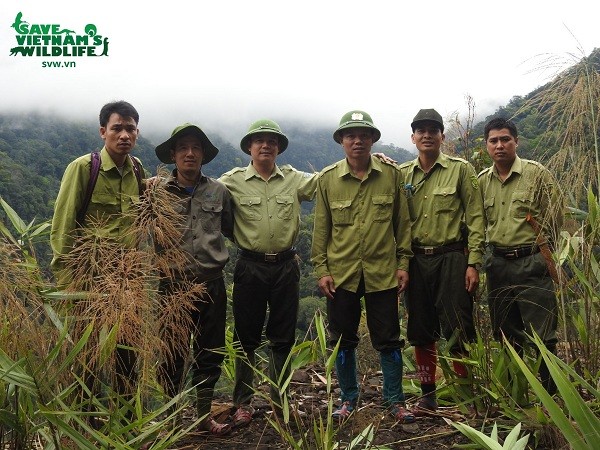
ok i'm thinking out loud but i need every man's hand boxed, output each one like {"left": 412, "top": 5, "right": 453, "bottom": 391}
{"left": 144, "top": 176, "right": 160, "bottom": 192}
{"left": 465, "top": 266, "right": 479, "bottom": 295}
{"left": 318, "top": 275, "right": 336, "bottom": 299}
{"left": 396, "top": 269, "right": 409, "bottom": 293}
{"left": 373, "top": 152, "right": 397, "bottom": 165}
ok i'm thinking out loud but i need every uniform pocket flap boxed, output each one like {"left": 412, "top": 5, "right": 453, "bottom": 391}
{"left": 239, "top": 196, "right": 261, "bottom": 206}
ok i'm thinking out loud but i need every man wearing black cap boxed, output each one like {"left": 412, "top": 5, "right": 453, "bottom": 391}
{"left": 154, "top": 123, "right": 234, "bottom": 435}
{"left": 399, "top": 109, "right": 485, "bottom": 415}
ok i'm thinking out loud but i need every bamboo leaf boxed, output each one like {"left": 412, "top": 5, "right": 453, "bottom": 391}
{"left": 0, "top": 196, "right": 27, "bottom": 234}
{"left": 532, "top": 333, "right": 600, "bottom": 448}
{"left": 504, "top": 339, "right": 588, "bottom": 450}
{"left": 0, "top": 220, "right": 18, "bottom": 244}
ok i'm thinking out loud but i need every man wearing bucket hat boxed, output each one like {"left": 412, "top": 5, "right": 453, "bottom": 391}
{"left": 219, "top": 119, "right": 317, "bottom": 427}
{"left": 311, "top": 110, "right": 414, "bottom": 423}
{"left": 398, "top": 109, "right": 485, "bottom": 416}
{"left": 154, "top": 123, "right": 234, "bottom": 435}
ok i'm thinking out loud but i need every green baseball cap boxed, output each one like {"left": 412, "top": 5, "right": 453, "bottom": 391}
{"left": 240, "top": 119, "right": 289, "bottom": 155}
{"left": 411, "top": 109, "right": 444, "bottom": 132}
{"left": 155, "top": 123, "right": 219, "bottom": 164}
{"left": 333, "top": 110, "right": 381, "bottom": 144}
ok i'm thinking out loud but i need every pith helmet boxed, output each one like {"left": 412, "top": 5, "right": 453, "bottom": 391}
{"left": 333, "top": 110, "right": 381, "bottom": 144}
{"left": 411, "top": 109, "right": 444, "bottom": 132}
{"left": 155, "top": 123, "right": 219, "bottom": 164}
{"left": 240, "top": 119, "right": 289, "bottom": 155}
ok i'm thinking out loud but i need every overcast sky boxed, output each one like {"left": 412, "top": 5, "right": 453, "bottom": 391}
{"left": 1, "top": 0, "right": 597, "bottom": 151}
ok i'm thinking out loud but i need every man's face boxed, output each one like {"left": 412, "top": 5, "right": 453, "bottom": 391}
{"left": 486, "top": 128, "right": 518, "bottom": 166}
{"left": 411, "top": 121, "right": 444, "bottom": 154}
{"left": 340, "top": 127, "right": 373, "bottom": 159}
{"left": 171, "top": 134, "right": 204, "bottom": 175}
{"left": 99, "top": 113, "right": 138, "bottom": 159}
{"left": 249, "top": 132, "right": 279, "bottom": 165}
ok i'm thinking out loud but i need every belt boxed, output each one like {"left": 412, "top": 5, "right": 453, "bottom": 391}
{"left": 412, "top": 241, "right": 465, "bottom": 256}
{"left": 238, "top": 248, "right": 296, "bottom": 263}
{"left": 492, "top": 245, "right": 540, "bottom": 260}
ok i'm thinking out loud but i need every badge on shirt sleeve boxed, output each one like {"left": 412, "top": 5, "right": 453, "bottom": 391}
{"left": 471, "top": 175, "right": 479, "bottom": 190}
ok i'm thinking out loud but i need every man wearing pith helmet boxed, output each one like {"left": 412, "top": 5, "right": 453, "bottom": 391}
{"left": 154, "top": 123, "right": 234, "bottom": 435}
{"left": 311, "top": 110, "right": 414, "bottom": 423}
{"left": 398, "top": 108, "right": 485, "bottom": 416}
{"left": 219, "top": 119, "right": 318, "bottom": 427}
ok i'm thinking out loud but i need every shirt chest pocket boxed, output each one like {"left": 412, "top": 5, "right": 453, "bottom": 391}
{"left": 173, "top": 199, "right": 188, "bottom": 215}
{"left": 200, "top": 202, "right": 223, "bottom": 232}
{"left": 238, "top": 196, "right": 262, "bottom": 221}
{"left": 510, "top": 189, "right": 535, "bottom": 218}
{"left": 89, "top": 192, "right": 120, "bottom": 217}
{"left": 276, "top": 195, "right": 294, "bottom": 220}
{"left": 372, "top": 194, "right": 393, "bottom": 222}
{"left": 483, "top": 196, "right": 496, "bottom": 225}
{"left": 433, "top": 186, "right": 457, "bottom": 213}
{"left": 330, "top": 199, "right": 353, "bottom": 226}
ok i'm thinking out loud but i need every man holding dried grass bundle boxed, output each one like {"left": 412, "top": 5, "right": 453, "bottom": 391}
{"left": 154, "top": 123, "right": 234, "bottom": 435}
{"left": 50, "top": 100, "right": 146, "bottom": 421}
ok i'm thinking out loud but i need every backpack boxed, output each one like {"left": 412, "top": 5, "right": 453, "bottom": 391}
{"left": 76, "top": 151, "right": 144, "bottom": 225}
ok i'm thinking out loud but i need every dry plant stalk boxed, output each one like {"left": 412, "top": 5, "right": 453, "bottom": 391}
{"left": 516, "top": 46, "right": 600, "bottom": 375}
{"left": 58, "top": 168, "right": 207, "bottom": 393}
{"left": 517, "top": 48, "right": 600, "bottom": 204}
{"left": 0, "top": 240, "right": 57, "bottom": 365}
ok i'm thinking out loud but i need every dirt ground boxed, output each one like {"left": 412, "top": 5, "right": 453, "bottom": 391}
{"left": 165, "top": 365, "right": 493, "bottom": 450}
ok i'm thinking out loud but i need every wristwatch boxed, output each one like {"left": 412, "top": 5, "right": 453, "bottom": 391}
{"left": 468, "top": 263, "right": 482, "bottom": 271}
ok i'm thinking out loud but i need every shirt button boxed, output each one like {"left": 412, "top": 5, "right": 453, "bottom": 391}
{"left": 424, "top": 195, "right": 428, "bottom": 199}
{"left": 193, "top": 215, "right": 196, "bottom": 219}
{"left": 424, "top": 214, "right": 428, "bottom": 218}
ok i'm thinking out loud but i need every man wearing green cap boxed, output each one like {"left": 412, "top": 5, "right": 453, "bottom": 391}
{"left": 398, "top": 108, "right": 485, "bottom": 415}
{"left": 154, "top": 123, "right": 234, "bottom": 435}
{"left": 219, "top": 119, "right": 317, "bottom": 426}
{"left": 311, "top": 110, "right": 414, "bottom": 423}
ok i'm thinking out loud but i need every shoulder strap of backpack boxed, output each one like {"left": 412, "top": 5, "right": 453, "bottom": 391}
{"left": 76, "top": 151, "right": 101, "bottom": 226}
{"left": 129, "top": 155, "right": 144, "bottom": 196}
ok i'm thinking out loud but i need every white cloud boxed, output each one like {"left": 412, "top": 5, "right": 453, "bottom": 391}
{"left": 1, "top": 0, "right": 597, "bottom": 150}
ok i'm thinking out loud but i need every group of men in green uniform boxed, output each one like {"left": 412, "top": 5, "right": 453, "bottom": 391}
{"left": 50, "top": 100, "right": 562, "bottom": 434}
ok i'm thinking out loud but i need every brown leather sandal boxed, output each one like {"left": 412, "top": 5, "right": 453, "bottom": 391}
{"left": 199, "top": 418, "right": 232, "bottom": 436}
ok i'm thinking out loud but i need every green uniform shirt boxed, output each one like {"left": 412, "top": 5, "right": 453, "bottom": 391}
{"left": 219, "top": 163, "right": 317, "bottom": 252}
{"left": 311, "top": 156, "right": 412, "bottom": 293}
{"left": 478, "top": 156, "right": 563, "bottom": 247}
{"left": 399, "top": 152, "right": 485, "bottom": 265}
{"left": 50, "top": 146, "right": 144, "bottom": 284}
{"left": 162, "top": 170, "right": 234, "bottom": 282}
